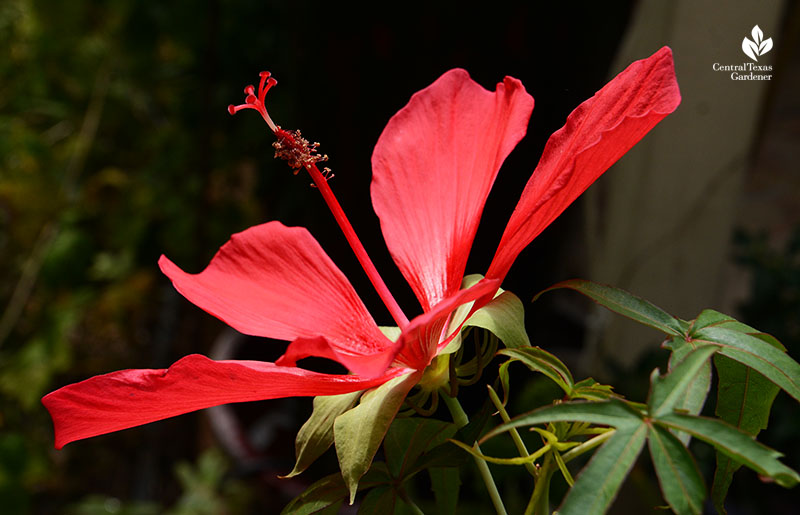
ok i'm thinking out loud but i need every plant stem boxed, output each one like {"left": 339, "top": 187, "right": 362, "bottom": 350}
{"left": 441, "top": 392, "right": 508, "bottom": 515}
{"left": 560, "top": 429, "right": 614, "bottom": 463}
{"left": 525, "top": 454, "right": 554, "bottom": 515}
{"left": 487, "top": 385, "right": 538, "bottom": 477}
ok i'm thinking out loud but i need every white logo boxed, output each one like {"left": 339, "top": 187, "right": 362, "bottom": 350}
{"left": 742, "top": 25, "right": 773, "bottom": 61}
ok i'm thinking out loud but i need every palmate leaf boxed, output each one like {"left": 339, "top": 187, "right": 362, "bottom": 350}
{"left": 483, "top": 399, "right": 643, "bottom": 442}
{"left": 558, "top": 422, "right": 648, "bottom": 515}
{"left": 534, "top": 279, "right": 686, "bottom": 336}
{"left": 661, "top": 336, "right": 712, "bottom": 443}
{"left": 429, "top": 467, "right": 460, "bottom": 515}
{"left": 281, "top": 465, "right": 391, "bottom": 515}
{"left": 693, "top": 326, "right": 800, "bottom": 402}
{"left": 382, "top": 418, "right": 457, "bottom": 479}
{"left": 711, "top": 353, "right": 780, "bottom": 513}
{"left": 690, "top": 309, "right": 787, "bottom": 512}
{"left": 656, "top": 413, "right": 800, "bottom": 488}
{"left": 648, "top": 345, "right": 718, "bottom": 418}
{"left": 647, "top": 424, "right": 706, "bottom": 515}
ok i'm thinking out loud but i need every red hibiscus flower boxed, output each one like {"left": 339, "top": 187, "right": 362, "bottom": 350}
{"left": 43, "top": 48, "right": 680, "bottom": 471}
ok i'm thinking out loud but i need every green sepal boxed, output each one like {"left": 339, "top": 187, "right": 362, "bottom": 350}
{"left": 334, "top": 372, "right": 420, "bottom": 504}
{"left": 283, "top": 391, "right": 362, "bottom": 478}
{"left": 647, "top": 424, "right": 706, "bottom": 515}
{"left": 557, "top": 421, "right": 648, "bottom": 515}
{"left": 535, "top": 279, "right": 686, "bottom": 336}
{"left": 444, "top": 273, "right": 530, "bottom": 354}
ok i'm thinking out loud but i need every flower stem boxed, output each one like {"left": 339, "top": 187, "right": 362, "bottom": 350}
{"left": 441, "top": 391, "right": 507, "bottom": 515}
{"left": 305, "top": 162, "right": 409, "bottom": 329}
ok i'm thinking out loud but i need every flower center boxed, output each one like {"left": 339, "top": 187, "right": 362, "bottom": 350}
{"left": 228, "top": 72, "right": 410, "bottom": 329}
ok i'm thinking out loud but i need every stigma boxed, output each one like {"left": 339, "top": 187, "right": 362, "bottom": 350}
{"left": 228, "top": 71, "right": 279, "bottom": 132}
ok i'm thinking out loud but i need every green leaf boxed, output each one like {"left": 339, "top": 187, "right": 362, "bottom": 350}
{"left": 483, "top": 400, "right": 643, "bottom": 442}
{"left": 694, "top": 326, "right": 800, "bottom": 402}
{"left": 429, "top": 467, "right": 460, "bottom": 515}
{"left": 655, "top": 413, "right": 800, "bottom": 488}
{"left": 357, "top": 487, "right": 396, "bottom": 514}
{"left": 711, "top": 353, "right": 781, "bottom": 513}
{"left": 535, "top": 279, "right": 685, "bottom": 336}
{"left": 281, "top": 466, "right": 391, "bottom": 514}
{"left": 411, "top": 397, "right": 493, "bottom": 472}
{"left": 691, "top": 311, "right": 787, "bottom": 352}
{"left": 558, "top": 422, "right": 647, "bottom": 515}
{"left": 383, "top": 418, "right": 456, "bottom": 479}
{"left": 333, "top": 372, "right": 419, "bottom": 503}
{"left": 570, "top": 378, "right": 618, "bottom": 401}
{"left": 498, "top": 347, "right": 574, "bottom": 394}
{"left": 648, "top": 345, "right": 718, "bottom": 418}
{"left": 283, "top": 391, "right": 362, "bottom": 478}
{"left": 647, "top": 424, "right": 706, "bottom": 515}
{"left": 661, "top": 336, "right": 713, "bottom": 445}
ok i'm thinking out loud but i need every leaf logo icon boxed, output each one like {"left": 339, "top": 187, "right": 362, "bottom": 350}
{"left": 742, "top": 25, "right": 773, "bottom": 61}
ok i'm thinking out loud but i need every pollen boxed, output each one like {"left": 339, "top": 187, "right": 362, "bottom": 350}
{"left": 272, "top": 128, "right": 329, "bottom": 173}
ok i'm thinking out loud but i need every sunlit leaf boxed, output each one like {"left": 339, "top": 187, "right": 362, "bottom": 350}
{"left": 444, "top": 274, "right": 530, "bottom": 354}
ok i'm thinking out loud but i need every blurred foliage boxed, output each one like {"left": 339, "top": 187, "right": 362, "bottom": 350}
{"left": 1, "top": 0, "right": 274, "bottom": 512}
{"left": 66, "top": 448, "right": 249, "bottom": 515}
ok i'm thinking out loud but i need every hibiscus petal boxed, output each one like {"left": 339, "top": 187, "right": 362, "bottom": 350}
{"left": 42, "top": 354, "right": 411, "bottom": 449}
{"left": 393, "top": 277, "right": 501, "bottom": 370}
{"left": 371, "top": 69, "right": 534, "bottom": 312}
{"left": 276, "top": 335, "right": 399, "bottom": 379}
{"left": 159, "top": 221, "right": 393, "bottom": 359}
{"left": 487, "top": 46, "right": 681, "bottom": 283}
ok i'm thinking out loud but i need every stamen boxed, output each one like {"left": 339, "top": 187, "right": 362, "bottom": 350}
{"left": 228, "top": 72, "right": 410, "bottom": 329}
